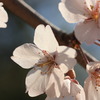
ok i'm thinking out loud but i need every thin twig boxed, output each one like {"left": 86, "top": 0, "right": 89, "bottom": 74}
{"left": 78, "top": 46, "right": 89, "bottom": 65}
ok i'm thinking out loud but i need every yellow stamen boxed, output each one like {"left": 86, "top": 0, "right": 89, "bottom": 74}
{"left": 90, "top": 5, "right": 94, "bottom": 10}
{"left": 92, "top": 14, "right": 99, "bottom": 20}
{"left": 36, "top": 61, "right": 53, "bottom": 67}
{"left": 91, "top": 11, "right": 99, "bottom": 21}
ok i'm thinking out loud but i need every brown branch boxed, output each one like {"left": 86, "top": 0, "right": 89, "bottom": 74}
{"left": 1, "top": 0, "right": 98, "bottom": 68}
{"left": 94, "top": 41, "right": 100, "bottom": 46}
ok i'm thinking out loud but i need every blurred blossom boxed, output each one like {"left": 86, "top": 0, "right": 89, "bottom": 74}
{"left": 84, "top": 62, "right": 100, "bottom": 100}
{"left": 0, "top": 2, "right": 8, "bottom": 28}
{"left": 59, "top": 0, "right": 100, "bottom": 44}
{"left": 46, "top": 76, "right": 85, "bottom": 100}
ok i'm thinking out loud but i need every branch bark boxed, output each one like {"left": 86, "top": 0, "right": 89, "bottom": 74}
{"left": 1, "top": 0, "right": 98, "bottom": 68}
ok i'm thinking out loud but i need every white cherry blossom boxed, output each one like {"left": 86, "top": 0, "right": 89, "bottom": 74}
{"left": 11, "top": 24, "right": 77, "bottom": 98}
{"left": 84, "top": 62, "right": 100, "bottom": 100}
{"left": 46, "top": 76, "right": 86, "bottom": 100}
{"left": 59, "top": 0, "right": 100, "bottom": 44}
{"left": 0, "top": 2, "right": 8, "bottom": 28}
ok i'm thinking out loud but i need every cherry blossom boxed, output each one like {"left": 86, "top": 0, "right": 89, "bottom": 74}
{"left": 11, "top": 24, "right": 77, "bottom": 98}
{"left": 0, "top": 2, "right": 8, "bottom": 28}
{"left": 84, "top": 62, "right": 100, "bottom": 100}
{"left": 59, "top": 0, "right": 100, "bottom": 44}
{"left": 46, "top": 76, "right": 86, "bottom": 100}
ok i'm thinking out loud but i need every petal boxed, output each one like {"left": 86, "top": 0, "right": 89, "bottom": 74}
{"left": 0, "top": 22, "right": 7, "bottom": 28}
{"left": 75, "top": 88, "right": 86, "bottom": 100}
{"left": 46, "top": 68, "right": 64, "bottom": 98}
{"left": 86, "top": 61, "right": 100, "bottom": 74}
{"left": 86, "top": 62, "right": 93, "bottom": 70}
{"left": 70, "top": 84, "right": 81, "bottom": 96}
{"left": 70, "top": 81, "right": 86, "bottom": 100}
{"left": 11, "top": 43, "right": 44, "bottom": 69}
{"left": 45, "top": 79, "right": 85, "bottom": 100}
{"left": 86, "top": 62, "right": 96, "bottom": 73}
{"left": 85, "top": 0, "right": 97, "bottom": 10}
{"left": 61, "top": 79, "right": 71, "bottom": 96}
{"left": 57, "top": 46, "right": 77, "bottom": 58}
{"left": 75, "top": 21, "right": 100, "bottom": 44}
{"left": 59, "top": 0, "right": 87, "bottom": 23}
{"left": 25, "top": 68, "right": 49, "bottom": 97}
{"left": 34, "top": 25, "right": 59, "bottom": 53}
{"left": 0, "top": 2, "right": 3, "bottom": 6}
{"left": 86, "top": 61, "right": 100, "bottom": 73}
{"left": 45, "top": 96, "right": 75, "bottom": 100}
{"left": 70, "top": 82, "right": 82, "bottom": 96}
{"left": 0, "top": 4, "right": 8, "bottom": 28}
{"left": 55, "top": 46, "right": 77, "bottom": 73}
{"left": 84, "top": 76, "right": 100, "bottom": 100}
{"left": 62, "top": 79, "right": 84, "bottom": 98}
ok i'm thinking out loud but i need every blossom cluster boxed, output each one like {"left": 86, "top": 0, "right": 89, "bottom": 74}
{"left": 59, "top": 0, "right": 100, "bottom": 44}
{"left": 11, "top": 22, "right": 100, "bottom": 100}
{"left": 1, "top": 0, "right": 100, "bottom": 100}
{"left": 58, "top": 0, "right": 100, "bottom": 99}
{"left": 11, "top": 23, "right": 100, "bottom": 100}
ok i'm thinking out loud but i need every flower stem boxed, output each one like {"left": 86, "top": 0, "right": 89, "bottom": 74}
{"left": 78, "top": 45, "right": 89, "bottom": 65}
{"left": 71, "top": 40, "right": 89, "bottom": 66}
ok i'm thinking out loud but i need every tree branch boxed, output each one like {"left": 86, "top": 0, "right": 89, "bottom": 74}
{"left": 1, "top": 0, "right": 98, "bottom": 68}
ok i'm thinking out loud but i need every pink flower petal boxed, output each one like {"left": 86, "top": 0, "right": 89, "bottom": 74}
{"left": 63, "top": 79, "right": 85, "bottom": 100}
{"left": 0, "top": 22, "right": 7, "bottom": 28}
{"left": 59, "top": 0, "right": 87, "bottom": 23}
{"left": 25, "top": 68, "right": 49, "bottom": 97}
{"left": 75, "top": 21, "right": 100, "bottom": 44}
{"left": 84, "top": 76, "right": 100, "bottom": 100}
{"left": 84, "top": 62, "right": 100, "bottom": 100}
{"left": 34, "top": 25, "right": 59, "bottom": 53}
{"left": 61, "top": 79, "right": 71, "bottom": 96}
{"left": 45, "top": 96, "right": 75, "bottom": 100}
{"left": 0, "top": 3, "right": 8, "bottom": 28}
{"left": 11, "top": 43, "right": 44, "bottom": 69}
{"left": 46, "top": 68, "right": 64, "bottom": 98}
{"left": 55, "top": 46, "right": 77, "bottom": 73}
{"left": 46, "top": 78, "right": 85, "bottom": 100}
{"left": 26, "top": 68, "right": 64, "bottom": 98}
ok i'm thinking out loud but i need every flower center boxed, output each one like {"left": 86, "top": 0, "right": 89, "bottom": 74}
{"left": 35, "top": 50, "right": 58, "bottom": 74}
{"left": 91, "top": 1, "right": 100, "bottom": 21}
{"left": 85, "top": 1, "right": 100, "bottom": 23}
{"left": 91, "top": 11, "right": 99, "bottom": 21}
{"left": 36, "top": 60, "right": 55, "bottom": 67}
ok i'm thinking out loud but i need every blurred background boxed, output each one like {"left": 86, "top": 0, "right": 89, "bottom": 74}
{"left": 0, "top": 0, "right": 100, "bottom": 100}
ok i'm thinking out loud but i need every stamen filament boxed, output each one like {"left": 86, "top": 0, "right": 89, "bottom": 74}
{"left": 36, "top": 61, "right": 53, "bottom": 67}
